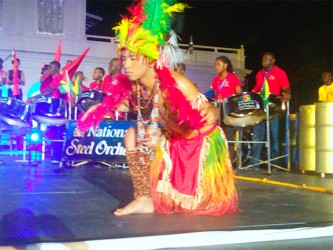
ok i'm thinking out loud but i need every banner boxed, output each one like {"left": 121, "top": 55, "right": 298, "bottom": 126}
{"left": 63, "top": 120, "right": 136, "bottom": 162}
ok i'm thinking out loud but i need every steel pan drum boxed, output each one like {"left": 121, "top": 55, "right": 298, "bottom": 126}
{"left": 222, "top": 92, "right": 265, "bottom": 127}
{"left": 0, "top": 97, "right": 31, "bottom": 129}
{"left": 32, "top": 96, "right": 67, "bottom": 125}
{"left": 77, "top": 90, "right": 106, "bottom": 113}
{"left": 266, "top": 94, "right": 286, "bottom": 119}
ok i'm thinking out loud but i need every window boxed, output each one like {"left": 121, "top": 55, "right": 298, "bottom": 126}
{"left": 37, "top": 0, "right": 64, "bottom": 34}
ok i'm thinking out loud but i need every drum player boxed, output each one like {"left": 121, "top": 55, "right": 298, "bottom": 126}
{"left": 6, "top": 58, "right": 25, "bottom": 101}
{"left": 250, "top": 52, "right": 291, "bottom": 169}
{"left": 88, "top": 67, "right": 105, "bottom": 91}
{"left": 0, "top": 58, "right": 6, "bottom": 97}
{"left": 210, "top": 56, "right": 243, "bottom": 167}
{"left": 77, "top": 58, "right": 133, "bottom": 130}
{"left": 318, "top": 71, "right": 333, "bottom": 102}
{"left": 27, "top": 61, "right": 67, "bottom": 164}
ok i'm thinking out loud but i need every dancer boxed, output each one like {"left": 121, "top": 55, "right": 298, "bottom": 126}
{"left": 107, "top": 0, "right": 238, "bottom": 216}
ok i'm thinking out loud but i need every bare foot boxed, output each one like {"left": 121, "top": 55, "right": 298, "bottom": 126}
{"left": 114, "top": 196, "right": 155, "bottom": 216}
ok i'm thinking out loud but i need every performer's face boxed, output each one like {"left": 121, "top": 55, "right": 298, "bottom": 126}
{"left": 48, "top": 63, "right": 59, "bottom": 76}
{"left": 121, "top": 49, "right": 150, "bottom": 81}
{"left": 109, "top": 59, "right": 121, "bottom": 75}
{"left": 42, "top": 66, "right": 50, "bottom": 75}
{"left": 322, "top": 72, "right": 333, "bottom": 85}
{"left": 75, "top": 72, "right": 84, "bottom": 83}
{"left": 261, "top": 54, "right": 275, "bottom": 69}
{"left": 215, "top": 59, "right": 227, "bottom": 75}
{"left": 93, "top": 69, "right": 102, "bottom": 80}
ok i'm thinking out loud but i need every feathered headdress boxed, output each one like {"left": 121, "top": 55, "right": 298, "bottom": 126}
{"left": 113, "top": 0, "right": 205, "bottom": 130}
{"left": 113, "top": 0, "right": 189, "bottom": 67}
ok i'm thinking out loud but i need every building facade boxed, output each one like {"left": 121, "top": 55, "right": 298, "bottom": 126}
{"left": 0, "top": 0, "right": 251, "bottom": 100}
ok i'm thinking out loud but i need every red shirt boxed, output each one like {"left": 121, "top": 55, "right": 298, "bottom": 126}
{"left": 102, "top": 72, "right": 131, "bottom": 95}
{"left": 89, "top": 81, "right": 102, "bottom": 91}
{"left": 211, "top": 72, "right": 241, "bottom": 100}
{"left": 252, "top": 65, "right": 290, "bottom": 96}
{"left": 81, "top": 83, "right": 89, "bottom": 92}
{"left": 40, "top": 73, "right": 62, "bottom": 98}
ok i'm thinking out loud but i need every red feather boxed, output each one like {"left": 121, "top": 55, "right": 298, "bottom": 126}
{"left": 127, "top": 0, "right": 146, "bottom": 24}
{"left": 156, "top": 66, "right": 204, "bottom": 129}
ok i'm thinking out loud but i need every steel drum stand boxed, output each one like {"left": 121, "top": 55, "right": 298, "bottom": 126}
{"left": 229, "top": 101, "right": 291, "bottom": 174}
{"left": 268, "top": 101, "right": 291, "bottom": 173}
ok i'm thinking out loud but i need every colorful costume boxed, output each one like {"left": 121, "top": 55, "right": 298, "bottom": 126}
{"left": 80, "top": 0, "right": 239, "bottom": 215}
{"left": 151, "top": 117, "right": 238, "bottom": 215}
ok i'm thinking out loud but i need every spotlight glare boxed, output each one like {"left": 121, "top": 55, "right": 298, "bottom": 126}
{"left": 30, "top": 133, "right": 40, "bottom": 142}
{"left": 40, "top": 124, "right": 47, "bottom": 131}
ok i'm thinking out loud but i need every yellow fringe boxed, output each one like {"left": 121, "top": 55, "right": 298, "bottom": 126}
{"left": 156, "top": 180, "right": 203, "bottom": 209}
{"left": 235, "top": 175, "right": 333, "bottom": 194}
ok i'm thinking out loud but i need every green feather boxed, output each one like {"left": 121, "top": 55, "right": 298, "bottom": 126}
{"left": 142, "top": 0, "right": 171, "bottom": 44}
{"left": 165, "top": 0, "right": 177, "bottom": 5}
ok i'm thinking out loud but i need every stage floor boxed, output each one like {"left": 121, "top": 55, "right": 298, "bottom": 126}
{"left": 0, "top": 156, "right": 333, "bottom": 249}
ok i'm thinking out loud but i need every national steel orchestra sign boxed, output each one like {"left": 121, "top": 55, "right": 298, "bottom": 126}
{"left": 63, "top": 121, "right": 136, "bottom": 162}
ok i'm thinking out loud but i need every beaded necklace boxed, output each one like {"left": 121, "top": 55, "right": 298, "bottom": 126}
{"left": 137, "top": 81, "right": 160, "bottom": 164}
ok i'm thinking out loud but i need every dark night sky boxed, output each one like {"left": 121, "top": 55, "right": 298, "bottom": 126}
{"left": 86, "top": 0, "right": 333, "bottom": 112}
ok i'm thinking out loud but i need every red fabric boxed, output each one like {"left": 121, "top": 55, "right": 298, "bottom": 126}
{"left": 252, "top": 65, "right": 290, "bottom": 95}
{"left": 156, "top": 66, "right": 204, "bottom": 130}
{"left": 54, "top": 40, "right": 62, "bottom": 62}
{"left": 211, "top": 72, "right": 241, "bottom": 100}
{"left": 101, "top": 72, "right": 131, "bottom": 94}
{"left": 168, "top": 136, "right": 203, "bottom": 195}
{"left": 40, "top": 73, "right": 62, "bottom": 98}
{"left": 81, "top": 83, "right": 89, "bottom": 92}
{"left": 77, "top": 73, "right": 133, "bottom": 132}
{"left": 50, "top": 73, "right": 62, "bottom": 98}
{"left": 61, "top": 47, "right": 90, "bottom": 80}
{"left": 40, "top": 74, "right": 52, "bottom": 94}
{"left": 163, "top": 125, "right": 217, "bottom": 195}
{"left": 89, "top": 81, "right": 101, "bottom": 91}
{"left": 12, "top": 51, "right": 20, "bottom": 96}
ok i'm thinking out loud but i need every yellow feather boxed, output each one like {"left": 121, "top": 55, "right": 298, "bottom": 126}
{"left": 164, "top": 3, "right": 191, "bottom": 16}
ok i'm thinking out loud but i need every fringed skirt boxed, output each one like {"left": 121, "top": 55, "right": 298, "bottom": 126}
{"left": 150, "top": 126, "right": 238, "bottom": 215}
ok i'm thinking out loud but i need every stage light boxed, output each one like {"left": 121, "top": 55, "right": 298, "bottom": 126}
{"left": 30, "top": 133, "right": 40, "bottom": 142}
{"left": 40, "top": 124, "right": 47, "bottom": 132}
{"left": 26, "top": 128, "right": 43, "bottom": 144}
